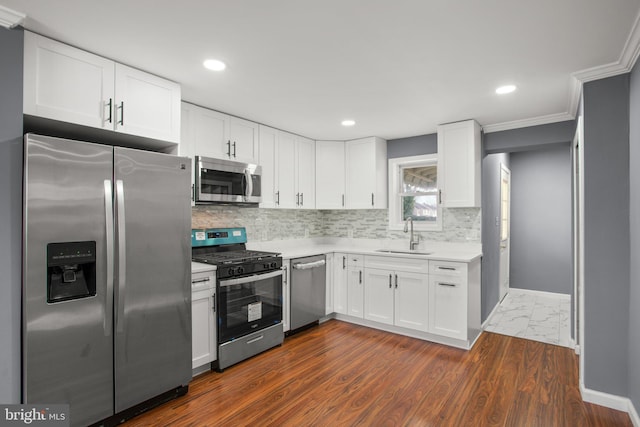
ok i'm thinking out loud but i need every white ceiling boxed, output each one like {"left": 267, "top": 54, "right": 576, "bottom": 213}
{"left": 4, "top": 0, "right": 640, "bottom": 140}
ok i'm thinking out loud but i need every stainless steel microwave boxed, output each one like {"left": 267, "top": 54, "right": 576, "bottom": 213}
{"left": 194, "top": 156, "right": 261, "bottom": 205}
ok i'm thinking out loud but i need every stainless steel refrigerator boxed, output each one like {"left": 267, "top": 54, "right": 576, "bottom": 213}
{"left": 22, "top": 134, "right": 192, "bottom": 426}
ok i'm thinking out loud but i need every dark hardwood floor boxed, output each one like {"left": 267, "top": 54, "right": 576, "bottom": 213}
{"left": 124, "top": 320, "right": 632, "bottom": 426}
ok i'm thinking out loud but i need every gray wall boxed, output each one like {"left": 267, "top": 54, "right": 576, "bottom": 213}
{"left": 484, "top": 121, "right": 575, "bottom": 154}
{"left": 0, "top": 27, "right": 23, "bottom": 404}
{"left": 387, "top": 133, "right": 437, "bottom": 158}
{"left": 481, "top": 152, "right": 510, "bottom": 320}
{"left": 509, "top": 146, "right": 573, "bottom": 294}
{"left": 628, "top": 62, "right": 640, "bottom": 412}
{"left": 481, "top": 121, "right": 574, "bottom": 322}
{"left": 582, "top": 74, "right": 630, "bottom": 396}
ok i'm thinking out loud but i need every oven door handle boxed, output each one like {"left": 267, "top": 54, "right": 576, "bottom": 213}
{"left": 292, "top": 260, "right": 326, "bottom": 270}
{"left": 219, "top": 269, "right": 283, "bottom": 287}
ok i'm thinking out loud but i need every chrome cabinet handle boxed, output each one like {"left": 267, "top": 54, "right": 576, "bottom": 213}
{"left": 395, "top": 274, "right": 398, "bottom": 289}
{"left": 438, "top": 282, "right": 457, "bottom": 287}
{"left": 438, "top": 266, "right": 456, "bottom": 271}
{"left": 212, "top": 292, "right": 216, "bottom": 312}
{"left": 371, "top": 193, "right": 374, "bottom": 206}
{"left": 276, "top": 190, "right": 280, "bottom": 205}
{"left": 300, "top": 192, "right": 304, "bottom": 206}
{"left": 227, "top": 140, "right": 231, "bottom": 157}
{"left": 388, "top": 274, "right": 392, "bottom": 288}
{"left": 359, "top": 270, "right": 362, "bottom": 284}
{"left": 296, "top": 193, "right": 300, "bottom": 206}
{"left": 439, "top": 189, "right": 442, "bottom": 204}
{"left": 106, "top": 98, "right": 113, "bottom": 124}
{"left": 103, "top": 180, "right": 114, "bottom": 337}
{"left": 191, "top": 277, "right": 211, "bottom": 284}
{"left": 342, "top": 256, "right": 346, "bottom": 269}
{"left": 118, "top": 101, "right": 124, "bottom": 125}
{"left": 342, "top": 194, "right": 345, "bottom": 207}
{"left": 233, "top": 141, "right": 236, "bottom": 158}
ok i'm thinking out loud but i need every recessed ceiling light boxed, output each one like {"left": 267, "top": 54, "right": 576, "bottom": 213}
{"left": 341, "top": 119, "right": 356, "bottom": 127}
{"left": 496, "top": 85, "right": 517, "bottom": 95}
{"left": 203, "top": 59, "right": 226, "bottom": 71}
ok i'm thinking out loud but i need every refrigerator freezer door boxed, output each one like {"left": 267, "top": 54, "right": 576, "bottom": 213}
{"left": 113, "top": 147, "right": 192, "bottom": 412}
{"left": 23, "top": 134, "right": 114, "bottom": 426}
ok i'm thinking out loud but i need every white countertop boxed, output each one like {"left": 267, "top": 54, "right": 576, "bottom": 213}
{"left": 191, "top": 261, "right": 217, "bottom": 274}
{"left": 247, "top": 237, "right": 482, "bottom": 263}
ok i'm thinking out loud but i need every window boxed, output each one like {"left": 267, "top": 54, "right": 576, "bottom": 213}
{"left": 388, "top": 154, "right": 442, "bottom": 231}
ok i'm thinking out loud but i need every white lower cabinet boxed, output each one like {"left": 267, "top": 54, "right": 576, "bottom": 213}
{"left": 428, "top": 260, "right": 468, "bottom": 340}
{"left": 191, "top": 270, "right": 216, "bottom": 372}
{"left": 346, "top": 255, "right": 364, "bottom": 318}
{"left": 364, "top": 268, "right": 429, "bottom": 332}
{"left": 333, "top": 253, "right": 348, "bottom": 315}
{"left": 325, "top": 253, "right": 334, "bottom": 315}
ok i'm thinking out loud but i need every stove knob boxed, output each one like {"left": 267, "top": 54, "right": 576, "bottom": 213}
{"left": 227, "top": 267, "right": 236, "bottom": 276}
{"left": 236, "top": 266, "right": 245, "bottom": 275}
{"left": 270, "top": 262, "right": 277, "bottom": 269}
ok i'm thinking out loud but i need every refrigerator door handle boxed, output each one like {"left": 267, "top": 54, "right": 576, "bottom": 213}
{"left": 104, "top": 180, "right": 114, "bottom": 337}
{"left": 116, "top": 179, "right": 127, "bottom": 333}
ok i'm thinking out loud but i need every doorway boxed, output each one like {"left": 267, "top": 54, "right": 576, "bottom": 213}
{"left": 499, "top": 163, "right": 511, "bottom": 301}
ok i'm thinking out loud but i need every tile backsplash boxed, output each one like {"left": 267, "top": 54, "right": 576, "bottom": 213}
{"left": 192, "top": 206, "right": 481, "bottom": 243}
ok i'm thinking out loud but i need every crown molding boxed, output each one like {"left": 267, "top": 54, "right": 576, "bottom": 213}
{"left": 0, "top": 5, "right": 25, "bottom": 29}
{"left": 482, "top": 112, "right": 575, "bottom": 134}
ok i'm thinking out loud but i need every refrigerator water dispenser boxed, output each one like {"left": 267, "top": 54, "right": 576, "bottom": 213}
{"left": 47, "top": 241, "right": 96, "bottom": 303}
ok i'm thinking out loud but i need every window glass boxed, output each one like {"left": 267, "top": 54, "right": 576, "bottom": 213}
{"left": 400, "top": 164, "right": 438, "bottom": 222}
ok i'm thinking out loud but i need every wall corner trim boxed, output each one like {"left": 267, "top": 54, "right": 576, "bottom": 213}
{"left": 580, "top": 383, "right": 639, "bottom": 425}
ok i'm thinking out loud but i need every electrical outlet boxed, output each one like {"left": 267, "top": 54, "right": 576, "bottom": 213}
{"left": 348, "top": 229, "right": 354, "bottom": 238}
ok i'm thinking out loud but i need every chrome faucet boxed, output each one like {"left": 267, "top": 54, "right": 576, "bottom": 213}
{"left": 404, "top": 217, "right": 419, "bottom": 250}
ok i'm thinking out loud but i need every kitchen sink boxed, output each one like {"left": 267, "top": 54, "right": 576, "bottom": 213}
{"left": 375, "top": 249, "right": 432, "bottom": 256}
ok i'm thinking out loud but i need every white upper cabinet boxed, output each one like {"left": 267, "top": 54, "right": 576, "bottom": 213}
{"left": 114, "top": 63, "right": 181, "bottom": 143}
{"left": 258, "top": 125, "right": 278, "bottom": 208}
{"left": 258, "top": 127, "right": 315, "bottom": 209}
{"left": 345, "top": 137, "right": 387, "bottom": 209}
{"left": 437, "top": 120, "right": 481, "bottom": 207}
{"left": 296, "top": 136, "right": 316, "bottom": 209}
{"left": 24, "top": 32, "right": 181, "bottom": 144}
{"left": 316, "top": 141, "right": 346, "bottom": 209}
{"left": 227, "top": 117, "right": 259, "bottom": 163}
{"left": 24, "top": 31, "right": 115, "bottom": 130}
{"left": 194, "top": 107, "right": 227, "bottom": 159}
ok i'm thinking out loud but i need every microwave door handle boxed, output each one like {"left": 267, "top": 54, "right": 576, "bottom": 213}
{"left": 244, "top": 168, "right": 253, "bottom": 200}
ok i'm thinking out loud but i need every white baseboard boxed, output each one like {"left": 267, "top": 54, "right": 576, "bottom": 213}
{"left": 481, "top": 301, "right": 502, "bottom": 329}
{"left": 581, "top": 382, "right": 640, "bottom": 425}
{"left": 630, "top": 399, "right": 640, "bottom": 427}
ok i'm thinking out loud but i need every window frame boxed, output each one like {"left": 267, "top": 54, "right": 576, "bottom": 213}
{"left": 388, "top": 154, "right": 443, "bottom": 231}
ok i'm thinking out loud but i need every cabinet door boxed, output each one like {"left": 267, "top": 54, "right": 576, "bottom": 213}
{"left": 364, "top": 269, "right": 394, "bottom": 326}
{"left": 316, "top": 141, "right": 346, "bottom": 209}
{"left": 277, "top": 131, "right": 297, "bottom": 209}
{"left": 333, "top": 253, "right": 348, "bottom": 315}
{"left": 196, "top": 107, "right": 227, "bottom": 159}
{"left": 438, "top": 120, "right": 481, "bottom": 208}
{"left": 347, "top": 268, "right": 364, "bottom": 318}
{"left": 429, "top": 275, "right": 467, "bottom": 340}
{"left": 192, "top": 289, "right": 214, "bottom": 369}
{"left": 114, "top": 63, "right": 181, "bottom": 143}
{"left": 24, "top": 31, "right": 115, "bottom": 130}
{"left": 228, "top": 116, "right": 258, "bottom": 163}
{"left": 394, "top": 271, "right": 429, "bottom": 332}
{"left": 325, "top": 254, "right": 334, "bottom": 315}
{"left": 296, "top": 136, "right": 315, "bottom": 209}
{"left": 258, "top": 125, "right": 279, "bottom": 208}
{"left": 346, "top": 138, "right": 376, "bottom": 208}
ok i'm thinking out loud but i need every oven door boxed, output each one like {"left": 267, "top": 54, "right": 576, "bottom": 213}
{"left": 217, "top": 269, "right": 283, "bottom": 343}
{"left": 195, "top": 156, "right": 261, "bottom": 204}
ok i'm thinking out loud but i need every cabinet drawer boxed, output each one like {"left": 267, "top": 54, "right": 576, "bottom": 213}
{"left": 429, "top": 260, "right": 467, "bottom": 278}
{"left": 191, "top": 271, "right": 215, "bottom": 292}
{"left": 364, "top": 255, "right": 429, "bottom": 274}
{"left": 347, "top": 254, "right": 363, "bottom": 267}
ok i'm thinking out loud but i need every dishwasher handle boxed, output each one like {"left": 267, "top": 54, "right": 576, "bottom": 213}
{"left": 292, "top": 259, "right": 326, "bottom": 270}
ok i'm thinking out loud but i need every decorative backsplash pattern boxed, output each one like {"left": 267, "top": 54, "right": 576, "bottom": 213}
{"left": 192, "top": 206, "right": 481, "bottom": 243}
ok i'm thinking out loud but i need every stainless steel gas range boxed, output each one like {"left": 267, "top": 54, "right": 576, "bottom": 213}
{"left": 191, "top": 228, "right": 283, "bottom": 371}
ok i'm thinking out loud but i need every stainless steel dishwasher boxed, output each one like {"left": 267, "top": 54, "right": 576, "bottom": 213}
{"left": 290, "top": 254, "right": 326, "bottom": 332}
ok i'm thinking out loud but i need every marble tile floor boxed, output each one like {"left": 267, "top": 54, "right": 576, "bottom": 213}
{"left": 484, "top": 289, "right": 572, "bottom": 348}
